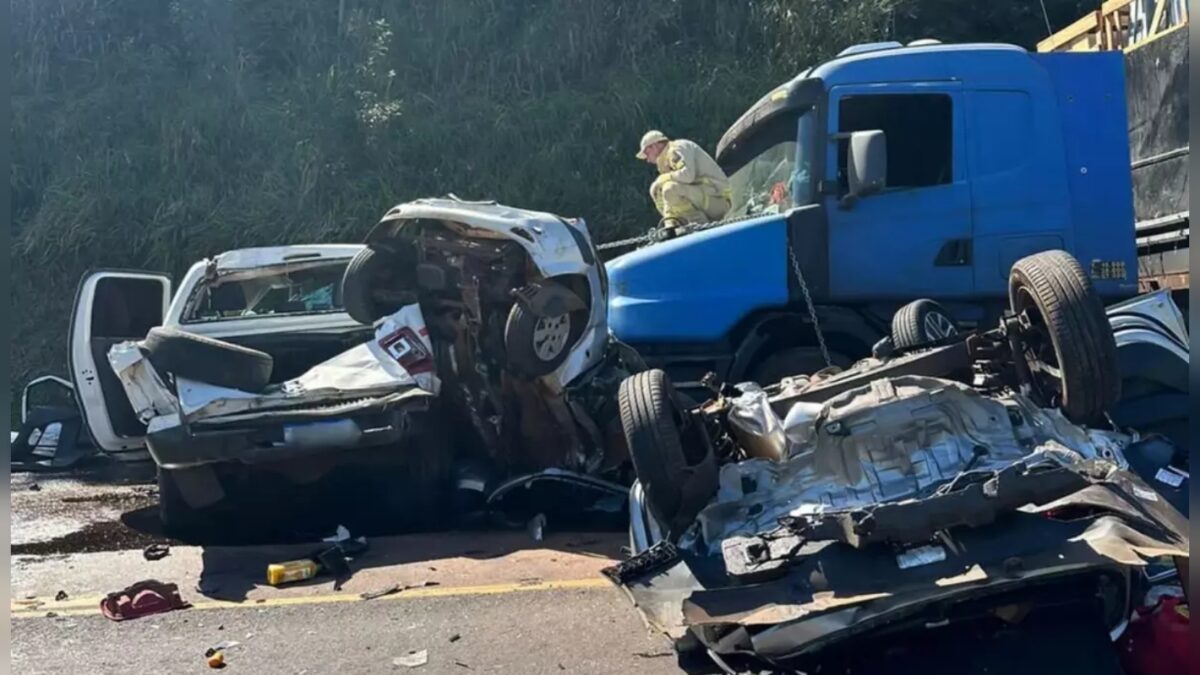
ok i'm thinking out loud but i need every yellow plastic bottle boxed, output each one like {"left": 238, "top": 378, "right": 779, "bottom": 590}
{"left": 267, "top": 559, "right": 320, "bottom": 586}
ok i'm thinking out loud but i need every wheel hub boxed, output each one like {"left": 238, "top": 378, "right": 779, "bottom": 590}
{"left": 532, "top": 313, "right": 571, "bottom": 362}
{"left": 922, "top": 312, "right": 959, "bottom": 340}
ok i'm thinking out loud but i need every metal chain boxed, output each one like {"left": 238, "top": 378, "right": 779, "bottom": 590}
{"left": 788, "top": 247, "right": 832, "bottom": 367}
{"left": 596, "top": 216, "right": 746, "bottom": 252}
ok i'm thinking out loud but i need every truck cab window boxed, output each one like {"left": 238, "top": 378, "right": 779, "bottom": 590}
{"left": 727, "top": 107, "right": 817, "bottom": 217}
{"left": 836, "top": 93, "right": 952, "bottom": 195}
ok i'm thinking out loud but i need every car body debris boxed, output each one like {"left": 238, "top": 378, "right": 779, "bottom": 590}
{"left": 609, "top": 252, "right": 1190, "bottom": 674}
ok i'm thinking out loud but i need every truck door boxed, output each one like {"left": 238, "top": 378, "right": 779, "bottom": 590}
{"left": 68, "top": 271, "right": 171, "bottom": 454}
{"left": 824, "top": 84, "right": 974, "bottom": 300}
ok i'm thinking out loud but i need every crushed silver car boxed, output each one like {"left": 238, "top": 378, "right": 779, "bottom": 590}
{"left": 608, "top": 251, "right": 1188, "bottom": 674}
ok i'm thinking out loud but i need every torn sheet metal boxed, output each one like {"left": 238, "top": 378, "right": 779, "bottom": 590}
{"left": 686, "top": 376, "right": 1132, "bottom": 553}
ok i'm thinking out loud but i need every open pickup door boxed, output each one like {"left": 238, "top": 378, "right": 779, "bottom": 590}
{"left": 69, "top": 270, "right": 172, "bottom": 455}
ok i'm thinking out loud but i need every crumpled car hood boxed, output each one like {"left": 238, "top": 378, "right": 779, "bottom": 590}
{"left": 365, "top": 197, "right": 599, "bottom": 281}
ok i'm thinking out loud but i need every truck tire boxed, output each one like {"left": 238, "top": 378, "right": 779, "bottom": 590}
{"left": 892, "top": 299, "right": 959, "bottom": 349}
{"left": 504, "top": 282, "right": 587, "bottom": 378}
{"left": 1008, "top": 250, "right": 1120, "bottom": 424}
{"left": 341, "top": 247, "right": 394, "bottom": 325}
{"left": 143, "top": 327, "right": 273, "bottom": 393}
{"left": 618, "top": 370, "right": 715, "bottom": 534}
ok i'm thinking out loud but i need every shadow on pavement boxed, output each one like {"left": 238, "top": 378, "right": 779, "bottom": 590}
{"left": 191, "top": 529, "right": 625, "bottom": 602}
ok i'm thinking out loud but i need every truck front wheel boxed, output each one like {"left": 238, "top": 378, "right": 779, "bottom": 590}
{"left": 750, "top": 347, "right": 851, "bottom": 385}
{"left": 891, "top": 299, "right": 960, "bottom": 350}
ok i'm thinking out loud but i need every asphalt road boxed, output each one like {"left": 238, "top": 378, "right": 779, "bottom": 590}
{"left": 9, "top": 462, "right": 690, "bottom": 675}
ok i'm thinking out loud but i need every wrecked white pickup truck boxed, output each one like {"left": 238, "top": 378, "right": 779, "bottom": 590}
{"left": 92, "top": 199, "right": 638, "bottom": 532}
{"left": 608, "top": 252, "right": 1189, "bottom": 674}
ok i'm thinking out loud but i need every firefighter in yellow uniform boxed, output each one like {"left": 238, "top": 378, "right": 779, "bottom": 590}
{"left": 637, "top": 130, "right": 731, "bottom": 230}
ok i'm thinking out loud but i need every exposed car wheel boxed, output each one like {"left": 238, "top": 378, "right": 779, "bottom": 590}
{"left": 750, "top": 347, "right": 851, "bottom": 385}
{"left": 504, "top": 282, "right": 587, "bottom": 378}
{"left": 1008, "top": 250, "right": 1120, "bottom": 424}
{"left": 143, "top": 327, "right": 273, "bottom": 392}
{"left": 341, "top": 247, "right": 397, "bottom": 325}
{"left": 892, "top": 298, "right": 959, "bottom": 349}
{"left": 618, "top": 369, "right": 716, "bottom": 535}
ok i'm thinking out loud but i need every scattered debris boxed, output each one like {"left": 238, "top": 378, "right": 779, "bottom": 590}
{"left": 361, "top": 580, "right": 440, "bottom": 600}
{"left": 205, "top": 650, "right": 226, "bottom": 669}
{"left": 29, "top": 483, "right": 41, "bottom": 492}
{"left": 205, "top": 639, "right": 242, "bottom": 668}
{"left": 54, "top": 590, "right": 68, "bottom": 602}
{"left": 143, "top": 543, "right": 171, "bottom": 561}
{"left": 100, "top": 580, "right": 190, "bottom": 621}
{"left": 454, "top": 661, "right": 472, "bottom": 669}
{"left": 45, "top": 611, "right": 58, "bottom": 618}
{"left": 448, "top": 634, "right": 462, "bottom": 643}
{"left": 393, "top": 650, "right": 429, "bottom": 668}
{"left": 360, "top": 584, "right": 401, "bottom": 601}
{"left": 266, "top": 559, "right": 320, "bottom": 587}
{"left": 634, "top": 651, "right": 673, "bottom": 659}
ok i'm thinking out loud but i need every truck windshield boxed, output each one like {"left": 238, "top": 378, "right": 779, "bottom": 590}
{"left": 727, "top": 108, "right": 815, "bottom": 218}
{"left": 181, "top": 260, "right": 349, "bottom": 323}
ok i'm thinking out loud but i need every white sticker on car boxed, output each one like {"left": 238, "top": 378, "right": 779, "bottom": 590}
{"left": 1154, "top": 468, "right": 1185, "bottom": 488}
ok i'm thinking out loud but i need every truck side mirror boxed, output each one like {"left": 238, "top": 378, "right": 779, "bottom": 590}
{"left": 846, "top": 130, "right": 887, "bottom": 203}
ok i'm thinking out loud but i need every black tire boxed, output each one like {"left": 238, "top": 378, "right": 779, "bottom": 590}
{"left": 1008, "top": 250, "right": 1120, "bottom": 424}
{"left": 143, "top": 327, "right": 273, "bottom": 392}
{"left": 341, "top": 247, "right": 396, "bottom": 325}
{"left": 892, "top": 299, "right": 959, "bottom": 349}
{"left": 504, "top": 283, "right": 587, "bottom": 378}
{"left": 618, "top": 370, "right": 715, "bottom": 532}
{"left": 750, "top": 347, "right": 851, "bottom": 385}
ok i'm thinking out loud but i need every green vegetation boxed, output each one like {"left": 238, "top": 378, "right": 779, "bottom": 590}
{"left": 11, "top": 0, "right": 1088, "bottom": 389}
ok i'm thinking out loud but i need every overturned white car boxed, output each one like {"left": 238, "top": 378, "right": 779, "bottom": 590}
{"left": 94, "top": 199, "right": 638, "bottom": 531}
{"left": 608, "top": 252, "right": 1189, "bottom": 674}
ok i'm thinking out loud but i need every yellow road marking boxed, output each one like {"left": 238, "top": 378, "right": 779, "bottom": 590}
{"left": 11, "top": 578, "right": 614, "bottom": 619}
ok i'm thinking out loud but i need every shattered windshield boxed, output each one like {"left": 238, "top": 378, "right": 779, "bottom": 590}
{"left": 181, "top": 260, "right": 350, "bottom": 323}
{"left": 727, "top": 108, "right": 815, "bottom": 218}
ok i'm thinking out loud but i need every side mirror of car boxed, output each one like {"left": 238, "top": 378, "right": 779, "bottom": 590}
{"left": 841, "top": 130, "right": 887, "bottom": 208}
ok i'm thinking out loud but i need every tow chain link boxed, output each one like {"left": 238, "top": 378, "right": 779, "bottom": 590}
{"left": 788, "top": 247, "right": 832, "bottom": 368}
{"left": 596, "top": 216, "right": 749, "bottom": 252}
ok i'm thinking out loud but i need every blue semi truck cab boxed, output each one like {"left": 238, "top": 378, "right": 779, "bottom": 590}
{"left": 606, "top": 40, "right": 1139, "bottom": 393}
